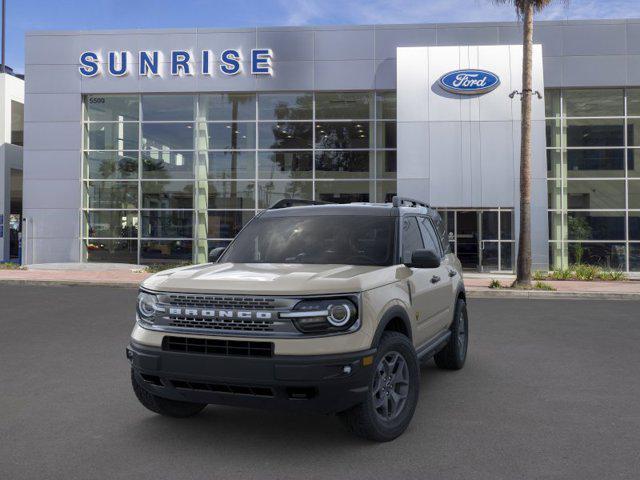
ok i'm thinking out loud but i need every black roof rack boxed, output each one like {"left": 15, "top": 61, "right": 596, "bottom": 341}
{"left": 391, "top": 196, "right": 430, "bottom": 209}
{"left": 269, "top": 198, "right": 333, "bottom": 209}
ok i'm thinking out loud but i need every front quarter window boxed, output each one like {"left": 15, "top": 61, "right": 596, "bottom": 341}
{"left": 220, "top": 215, "right": 396, "bottom": 266}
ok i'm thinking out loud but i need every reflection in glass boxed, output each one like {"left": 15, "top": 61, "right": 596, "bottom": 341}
{"left": 86, "top": 239, "right": 137, "bottom": 263}
{"left": 142, "top": 95, "right": 194, "bottom": 121}
{"left": 142, "top": 123, "right": 194, "bottom": 150}
{"left": 142, "top": 181, "right": 194, "bottom": 209}
{"left": 85, "top": 151, "right": 138, "bottom": 179}
{"left": 315, "top": 151, "right": 371, "bottom": 178}
{"left": 315, "top": 122, "right": 371, "bottom": 149}
{"left": 501, "top": 243, "right": 513, "bottom": 271}
{"left": 258, "top": 93, "right": 312, "bottom": 120}
{"left": 630, "top": 213, "right": 640, "bottom": 240}
{"left": 199, "top": 122, "right": 256, "bottom": 150}
{"left": 258, "top": 122, "right": 313, "bottom": 149}
{"left": 567, "top": 149, "right": 624, "bottom": 177}
{"left": 376, "top": 122, "right": 396, "bottom": 149}
{"left": 85, "top": 95, "right": 139, "bottom": 122}
{"left": 141, "top": 240, "right": 192, "bottom": 264}
{"left": 208, "top": 181, "right": 255, "bottom": 209}
{"left": 629, "top": 181, "right": 640, "bottom": 209}
{"left": 315, "top": 92, "right": 373, "bottom": 119}
{"left": 629, "top": 149, "right": 640, "bottom": 178}
{"left": 548, "top": 212, "right": 565, "bottom": 242}
{"left": 85, "top": 211, "right": 138, "bottom": 238}
{"left": 627, "top": 118, "right": 640, "bottom": 147}
{"left": 376, "top": 91, "right": 396, "bottom": 119}
{"left": 544, "top": 89, "right": 560, "bottom": 118}
{"left": 142, "top": 151, "right": 194, "bottom": 179}
{"left": 86, "top": 181, "right": 138, "bottom": 209}
{"left": 258, "top": 181, "right": 312, "bottom": 208}
{"left": 566, "top": 119, "right": 624, "bottom": 147}
{"left": 481, "top": 211, "right": 499, "bottom": 240}
{"left": 377, "top": 151, "right": 397, "bottom": 179}
{"left": 315, "top": 181, "right": 371, "bottom": 203}
{"left": 376, "top": 180, "right": 397, "bottom": 203}
{"left": 141, "top": 211, "right": 193, "bottom": 238}
{"left": 207, "top": 211, "right": 254, "bottom": 238}
{"left": 562, "top": 89, "right": 623, "bottom": 117}
{"left": 500, "top": 211, "right": 512, "bottom": 240}
{"left": 566, "top": 180, "right": 625, "bottom": 209}
{"left": 547, "top": 149, "right": 562, "bottom": 178}
{"left": 481, "top": 241, "right": 499, "bottom": 271}
{"left": 199, "top": 93, "right": 255, "bottom": 121}
{"left": 627, "top": 88, "right": 640, "bottom": 116}
{"left": 546, "top": 119, "right": 562, "bottom": 148}
{"left": 548, "top": 179, "right": 565, "bottom": 210}
{"left": 567, "top": 211, "right": 625, "bottom": 240}
{"left": 568, "top": 243, "right": 626, "bottom": 269}
{"left": 630, "top": 244, "right": 640, "bottom": 271}
{"left": 205, "top": 151, "right": 255, "bottom": 179}
{"left": 85, "top": 123, "right": 139, "bottom": 150}
{"left": 258, "top": 151, "right": 312, "bottom": 179}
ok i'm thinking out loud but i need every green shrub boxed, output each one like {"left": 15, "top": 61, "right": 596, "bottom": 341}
{"left": 0, "top": 262, "right": 22, "bottom": 270}
{"left": 534, "top": 281, "right": 556, "bottom": 291}
{"left": 573, "top": 264, "right": 601, "bottom": 281}
{"left": 488, "top": 279, "right": 502, "bottom": 289}
{"left": 597, "top": 270, "right": 627, "bottom": 281}
{"left": 144, "top": 263, "right": 191, "bottom": 274}
{"left": 550, "top": 268, "right": 572, "bottom": 280}
{"left": 532, "top": 270, "right": 548, "bottom": 281}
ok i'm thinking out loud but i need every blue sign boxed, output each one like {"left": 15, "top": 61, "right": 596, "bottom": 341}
{"left": 438, "top": 69, "right": 500, "bottom": 95}
{"left": 79, "top": 48, "right": 273, "bottom": 77}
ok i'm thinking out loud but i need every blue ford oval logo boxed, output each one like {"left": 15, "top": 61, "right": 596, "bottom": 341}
{"left": 438, "top": 69, "right": 500, "bottom": 95}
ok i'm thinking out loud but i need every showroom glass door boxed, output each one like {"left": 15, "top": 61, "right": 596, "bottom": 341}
{"left": 438, "top": 208, "right": 514, "bottom": 273}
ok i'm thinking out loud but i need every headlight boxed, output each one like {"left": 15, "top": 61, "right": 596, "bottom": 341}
{"left": 281, "top": 298, "right": 358, "bottom": 334}
{"left": 137, "top": 291, "right": 158, "bottom": 324}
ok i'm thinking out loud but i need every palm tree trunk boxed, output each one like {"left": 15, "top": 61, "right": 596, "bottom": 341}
{"left": 516, "top": 2, "right": 534, "bottom": 287}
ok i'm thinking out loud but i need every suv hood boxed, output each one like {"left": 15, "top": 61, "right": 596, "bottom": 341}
{"left": 142, "top": 262, "right": 400, "bottom": 295}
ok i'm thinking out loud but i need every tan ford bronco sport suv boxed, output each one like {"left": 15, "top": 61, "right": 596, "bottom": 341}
{"left": 127, "top": 196, "right": 468, "bottom": 441}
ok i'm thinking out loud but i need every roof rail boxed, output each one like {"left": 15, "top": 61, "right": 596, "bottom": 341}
{"left": 269, "top": 198, "right": 333, "bottom": 209}
{"left": 391, "top": 196, "right": 430, "bottom": 209}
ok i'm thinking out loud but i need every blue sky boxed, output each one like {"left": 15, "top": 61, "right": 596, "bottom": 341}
{"left": 6, "top": 0, "right": 640, "bottom": 73}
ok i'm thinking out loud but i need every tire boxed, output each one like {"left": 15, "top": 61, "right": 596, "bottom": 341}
{"left": 434, "top": 298, "right": 469, "bottom": 370}
{"left": 339, "top": 331, "right": 420, "bottom": 442}
{"left": 131, "top": 369, "right": 207, "bottom": 418}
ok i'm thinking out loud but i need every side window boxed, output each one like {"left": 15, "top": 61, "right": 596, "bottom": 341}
{"left": 431, "top": 212, "right": 451, "bottom": 254}
{"left": 418, "top": 217, "right": 443, "bottom": 257}
{"left": 401, "top": 217, "right": 424, "bottom": 264}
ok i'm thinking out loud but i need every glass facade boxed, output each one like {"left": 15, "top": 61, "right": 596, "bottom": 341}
{"left": 546, "top": 88, "right": 640, "bottom": 271}
{"left": 82, "top": 92, "right": 397, "bottom": 264}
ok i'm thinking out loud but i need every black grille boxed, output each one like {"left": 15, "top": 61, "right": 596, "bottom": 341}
{"left": 162, "top": 336, "right": 274, "bottom": 358}
{"left": 166, "top": 294, "right": 277, "bottom": 310}
{"left": 170, "top": 380, "right": 274, "bottom": 397}
{"left": 167, "top": 316, "right": 274, "bottom": 332}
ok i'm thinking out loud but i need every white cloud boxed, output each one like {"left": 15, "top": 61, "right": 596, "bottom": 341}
{"left": 278, "top": 0, "right": 640, "bottom": 26}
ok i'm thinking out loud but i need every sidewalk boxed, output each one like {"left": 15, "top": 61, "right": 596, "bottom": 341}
{"left": 0, "top": 264, "right": 150, "bottom": 287}
{"left": 0, "top": 266, "right": 639, "bottom": 299}
{"left": 464, "top": 274, "right": 640, "bottom": 300}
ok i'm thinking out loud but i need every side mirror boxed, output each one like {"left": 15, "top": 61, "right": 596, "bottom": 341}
{"left": 406, "top": 249, "right": 441, "bottom": 269}
{"left": 208, "top": 247, "right": 226, "bottom": 263}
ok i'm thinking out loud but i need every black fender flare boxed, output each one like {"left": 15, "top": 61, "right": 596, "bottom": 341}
{"left": 371, "top": 305, "right": 413, "bottom": 348}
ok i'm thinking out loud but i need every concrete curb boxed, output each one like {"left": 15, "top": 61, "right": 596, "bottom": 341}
{"left": 467, "top": 288, "right": 640, "bottom": 301}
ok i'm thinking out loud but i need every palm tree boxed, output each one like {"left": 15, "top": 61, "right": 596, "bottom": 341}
{"left": 494, "top": 0, "right": 553, "bottom": 287}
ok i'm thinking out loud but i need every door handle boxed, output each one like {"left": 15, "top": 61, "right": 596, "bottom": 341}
{"left": 431, "top": 275, "right": 441, "bottom": 284}
{"left": 448, "top": 269, "right": 457, "bottom": 277}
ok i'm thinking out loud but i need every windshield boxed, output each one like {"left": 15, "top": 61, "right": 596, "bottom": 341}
{"left": 220, "top": 215, "right": 397, "bottom": 266}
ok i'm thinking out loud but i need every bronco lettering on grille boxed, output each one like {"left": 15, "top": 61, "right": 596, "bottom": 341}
{"left": 168, "top": 308, "right": 274, "bottom": 320}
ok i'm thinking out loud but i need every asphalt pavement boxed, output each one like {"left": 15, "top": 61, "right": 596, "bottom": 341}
{"left": 1, "top": 285, "right": 639, "bottom": 480}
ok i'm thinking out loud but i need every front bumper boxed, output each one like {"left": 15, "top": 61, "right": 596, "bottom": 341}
{"left": 127, "top": 341, "right": 376, "bottom": 414}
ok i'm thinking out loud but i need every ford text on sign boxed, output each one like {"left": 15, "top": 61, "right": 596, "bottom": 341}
{"left": 438, "top": 69, "right": 500, "bottom": 95}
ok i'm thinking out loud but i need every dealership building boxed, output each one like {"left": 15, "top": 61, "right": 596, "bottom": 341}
{"left": 21, "top": 18, "right": 640, "bottom": 272}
